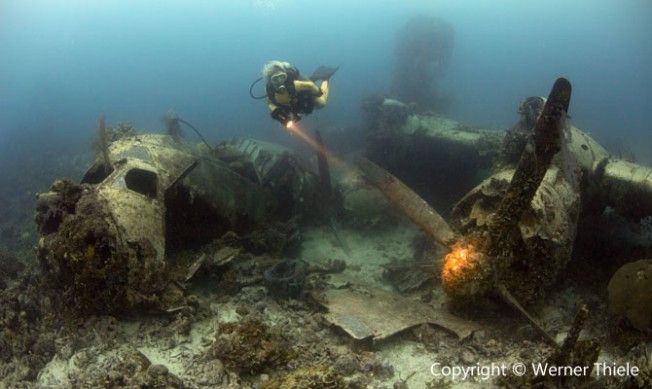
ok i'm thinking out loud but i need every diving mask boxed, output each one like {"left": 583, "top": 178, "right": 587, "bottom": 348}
{"left": 270, "top": 72, "right": 288, "bottom": 89}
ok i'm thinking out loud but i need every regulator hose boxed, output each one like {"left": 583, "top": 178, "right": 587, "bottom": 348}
{"left": 249, "top": 77, "right": 267, "bottom": 100}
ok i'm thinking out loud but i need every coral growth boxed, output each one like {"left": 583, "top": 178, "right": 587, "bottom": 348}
{"left": 0, "top": 267, "right": 62, "bottom": 384}
{"left": 59, "top": 346, "right": 186, "bottom": 388}
{"left": 0, "top": 248, "right": 24, "bottom": 289}
{"left": 262, "top": 366, "right": 346, "bottom": 389}
{"left": 108, "top": 122, "right": 137, "bottom": 141}
{"left": 608, "top": 259, "right": 652, "bottom": 331}
{"left": 625, "top": 343, "right": 652, "bottom": 388}
{"left": 91, "top": 115, "right": 112, "bottom": 173}
{"left": 208, "top": 316, "right": 293, "bottom": 374}
{"left": 449, "top": 164, "right": 580, "bottom": 304}
{"left": 36, "top": 184, "right": 172, "bottom": 313}
{"left": 441, "top": 240, "right": 493, "bottom": 299}
{"left": 242, "top": 221, "right": 301, "bottom": 256}
{"left": 87, "top": 119, "right": 136, "bottom": 183}
{"left": 35, "top": 179, "right": 83, "bottom": 235}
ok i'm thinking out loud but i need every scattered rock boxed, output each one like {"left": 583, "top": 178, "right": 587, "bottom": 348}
{"left": 147, "top": 363, "right": 169, "bottom": 377}
{"left": 461, "top": 349, "right": 476, "bottom": 364}
{"left": 39, "top": 345, "right": 187, "bottom": 388}
{"left": 333, "top": 353, "right": 359, "bottom": 376}
{"left": 360, "top": 352, "right": 394, "bottom": 379}
{"left": 236, "top": 305, "right": 250, "bottom": 316}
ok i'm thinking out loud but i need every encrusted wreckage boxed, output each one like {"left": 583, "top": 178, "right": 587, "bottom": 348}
{"left": 35, "top": 126, "right": 323, "bottom": 313}
{"left": 364, "top": 94, "right": 652, "bottom": 220}
{"left": 361, "top": 78, "right": 652, "bottom": 334}
{"left": 360, "top": 79, "right": 578, "bottom": 306}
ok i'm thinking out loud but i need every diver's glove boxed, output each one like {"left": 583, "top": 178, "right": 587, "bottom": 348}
{"left": 271, "top": 107, "right": 291, "bottom": 125}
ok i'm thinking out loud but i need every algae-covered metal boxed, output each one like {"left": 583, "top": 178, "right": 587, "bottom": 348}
{"left": 317, "top": 286, "right": 480, "bottom": 341}
{"left": 365, "top": 92, "right": 652, "bottom": 222}
{"left": 449, "top": 164, "right": 581, "bottom": 302}
{"left": 36, "top": 133, "right": 275, "bottom": 313}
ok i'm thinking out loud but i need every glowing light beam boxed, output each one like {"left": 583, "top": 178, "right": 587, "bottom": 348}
{"left": 283, "top": 121, "right": 347, "bottom": 171}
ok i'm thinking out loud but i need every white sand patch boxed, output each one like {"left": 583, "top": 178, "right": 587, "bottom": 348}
{"left": 138, "top": 317, "right": 216, "bottom": 379}
{"left": 301, "top": 223, "right": 422, "bottom": 292}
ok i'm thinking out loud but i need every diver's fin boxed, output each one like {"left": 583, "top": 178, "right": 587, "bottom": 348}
{"left": 310, "top": 65, "right": 339, "bottom": 82}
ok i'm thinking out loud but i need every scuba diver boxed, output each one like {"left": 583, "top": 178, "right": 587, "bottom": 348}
{"left": 251, "top": 61, "right": 338, "bottom": 127}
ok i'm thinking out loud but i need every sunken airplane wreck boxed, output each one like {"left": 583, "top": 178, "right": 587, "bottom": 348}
{"left": 360, "top": 78, "right": 652, "bottom": 332}
{"left": 34, "top": 77, "right": 651, "bottom": 355}
{"left": 347, "top": 78, "right": 652, "bottom": 387}
{"left": 35, "top": 118, "right": 328, "bottom": 313}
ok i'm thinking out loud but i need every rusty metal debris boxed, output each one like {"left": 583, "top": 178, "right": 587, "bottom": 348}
{"left": 355, "top": 157, "right": 456, "bottom": 248}
{"left": 497, "top": 284, "right": 558, "bottom": 348}
{"left": 382, "top": 259, "right": 436, "bottom": 293}
{"left": 185, "top": 253, "right": 206, "bottom": 282}
{"left": 500, "top": 304, "right": 601, "bottom": 388}
{"left": 318, "top": 286, "right": 480, "bottom": 341}
{"left": 212, "top": 246, "right": 240, "bottom": 267}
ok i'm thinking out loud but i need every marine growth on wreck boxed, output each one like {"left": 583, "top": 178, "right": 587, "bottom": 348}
{"left": 1, "top": 2, "right": 651, "bottom": 388}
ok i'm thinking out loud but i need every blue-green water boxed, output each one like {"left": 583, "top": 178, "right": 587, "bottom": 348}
{"left": 1, "top": 0, "right": 650, "bottom": 157}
